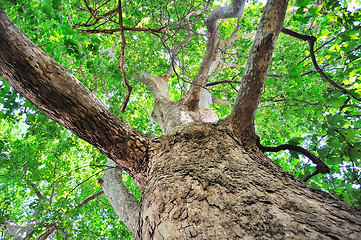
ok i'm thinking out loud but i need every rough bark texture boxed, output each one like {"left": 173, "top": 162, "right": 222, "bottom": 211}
{"left": 229, "top": 0, "right": 288, "bottom": 132}
{"left": 140, "top": 123, "right": 361, "bottom": 239}
{"left": 0, "top": 9, "right": 150, "bottom": 190}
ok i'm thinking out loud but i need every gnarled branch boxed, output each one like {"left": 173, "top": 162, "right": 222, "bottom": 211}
{"left": 281, "top": 28, "right": 361, "bottom": 101}
{"left": 183, "top": 0, "right": 246, "bottom": 110}
{"left": 258, "top": 142, "right": 330, "bottom": 173}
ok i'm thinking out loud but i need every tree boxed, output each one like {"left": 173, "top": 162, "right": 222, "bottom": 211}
{"left": 1, "top": 0, "right": 361, "bottom": 239}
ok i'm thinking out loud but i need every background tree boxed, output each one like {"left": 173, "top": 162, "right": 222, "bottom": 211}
{"left": 0, "top": 0, "right": 361, "bottom": 239}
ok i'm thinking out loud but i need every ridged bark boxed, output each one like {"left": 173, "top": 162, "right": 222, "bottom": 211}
{"left": 140, "top": 123, "right": 361, "bottom": 239}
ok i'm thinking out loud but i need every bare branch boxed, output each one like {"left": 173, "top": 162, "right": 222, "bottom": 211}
{"left": 298, "top": 36, "right": 336, "bottom": 65}
{"left": 135, "top": 2, "right": 213, "bottom": 98}
{"left": 38, "top": 226, "right": 56, "bottom": 240}
{"left": 73, "top": 6, "right": 118, "bottom": 28}
{"left": 22, "top": 173, "right": 43, "bottom": 199}
{"left": 258, "top": 141, "right": 330, "bottom": 174}
{"left": 75, "top": 190, "right": 104, "bottom": 210}
{"left": 164, "top": 0, "right": 212, "bottom": 82}
{"left": 57, "top": 227, "right": 68, "bottom": 240}
{"left": 117, "top": 0, "right": 132, "bottom": 113}
{"left": 206, "top": 80, "right": 242, "bottom": 87}
{"left": 183, "top": 0, "right": 246, "bottom": 110}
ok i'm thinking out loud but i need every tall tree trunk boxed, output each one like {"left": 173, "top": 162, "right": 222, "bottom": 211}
{"left": 140, "top": 122, "right": 361, "bottom": 239}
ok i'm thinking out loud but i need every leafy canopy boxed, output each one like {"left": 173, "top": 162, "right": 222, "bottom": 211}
{"left": 0, "top": 0, "right": 361, "bottom": 238}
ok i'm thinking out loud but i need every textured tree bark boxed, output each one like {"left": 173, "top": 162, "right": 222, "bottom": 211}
{"left": 229, "top": 0, "right": 288, "bottom": 132}
{"left": 140, "top": 122, "right": 361, "bottom": 239}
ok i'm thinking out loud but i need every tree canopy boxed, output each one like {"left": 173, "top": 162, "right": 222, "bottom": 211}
{"left": 0, "top": 0, "right": 361, "bottom": 239}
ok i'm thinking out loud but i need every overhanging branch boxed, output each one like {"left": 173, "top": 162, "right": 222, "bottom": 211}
{"left": 0, "top": 9, "right": 150, "bottom": 190}
{"left": 257, "top": 138, "right": 330, "bottom": 182}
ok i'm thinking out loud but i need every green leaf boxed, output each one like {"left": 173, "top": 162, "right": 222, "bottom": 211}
{"left": 295, "top": 0, "right": 312, "bottom": 7}
{"left": 288, "top": 137, "right": 304, "bottom": 145}
{"left": 327, "top": 115, "right": 343, "bottom": 126}
{"left": 350, "top": 143, "right": 361, "bottom": 160}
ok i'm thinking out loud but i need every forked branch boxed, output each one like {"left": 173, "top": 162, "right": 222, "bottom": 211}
{"left": 135, "top": 1, "right": 212, "bottom": 101}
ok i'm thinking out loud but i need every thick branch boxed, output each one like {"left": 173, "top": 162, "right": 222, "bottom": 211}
{"left": 101, "top": 159, "right": 140, "bottom": 236}
{"left": 205, "top": 0, "right": 245, "bottom": 34}
{"left": 229, "top": 0, "right": 288, "bottom": 133}
{"left": 0, "top": 9, "right": 150, "bottom": 190}
{"left": 183, "top": 0, "right": 246, "bottom": 110}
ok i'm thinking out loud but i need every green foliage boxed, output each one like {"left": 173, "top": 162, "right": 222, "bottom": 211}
{"left": 0, "top": 0, "right": 361, "bottom": 238}
{"left": 257, "top": 0, "right": 361, "bottom": 208}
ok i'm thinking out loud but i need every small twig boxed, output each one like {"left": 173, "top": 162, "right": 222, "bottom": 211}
{"left": 83, "top": 0, "right": 96, "bottom": 19}
{"left": 85, "top": 26, "right": 168, "bottom": 35}
{"left": 74, "top": 190, "right": 104, "bottom": 210}
{"left": 206, "top": 80, "right": 242, "bottom": 87}
{"left": 118, "top": 0, "right": 132, "bottom": 113}
{"left": 56, "top": 169, "right": 104, "bottom": 213}
{"left": 298, "top": 36, "right": 336, "bottom": 65}
{"left": 49, "top": 152, "right": 61, "bottom": 206}
{"left": 57, "top": 227, "right": 68, "bottom": 240}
